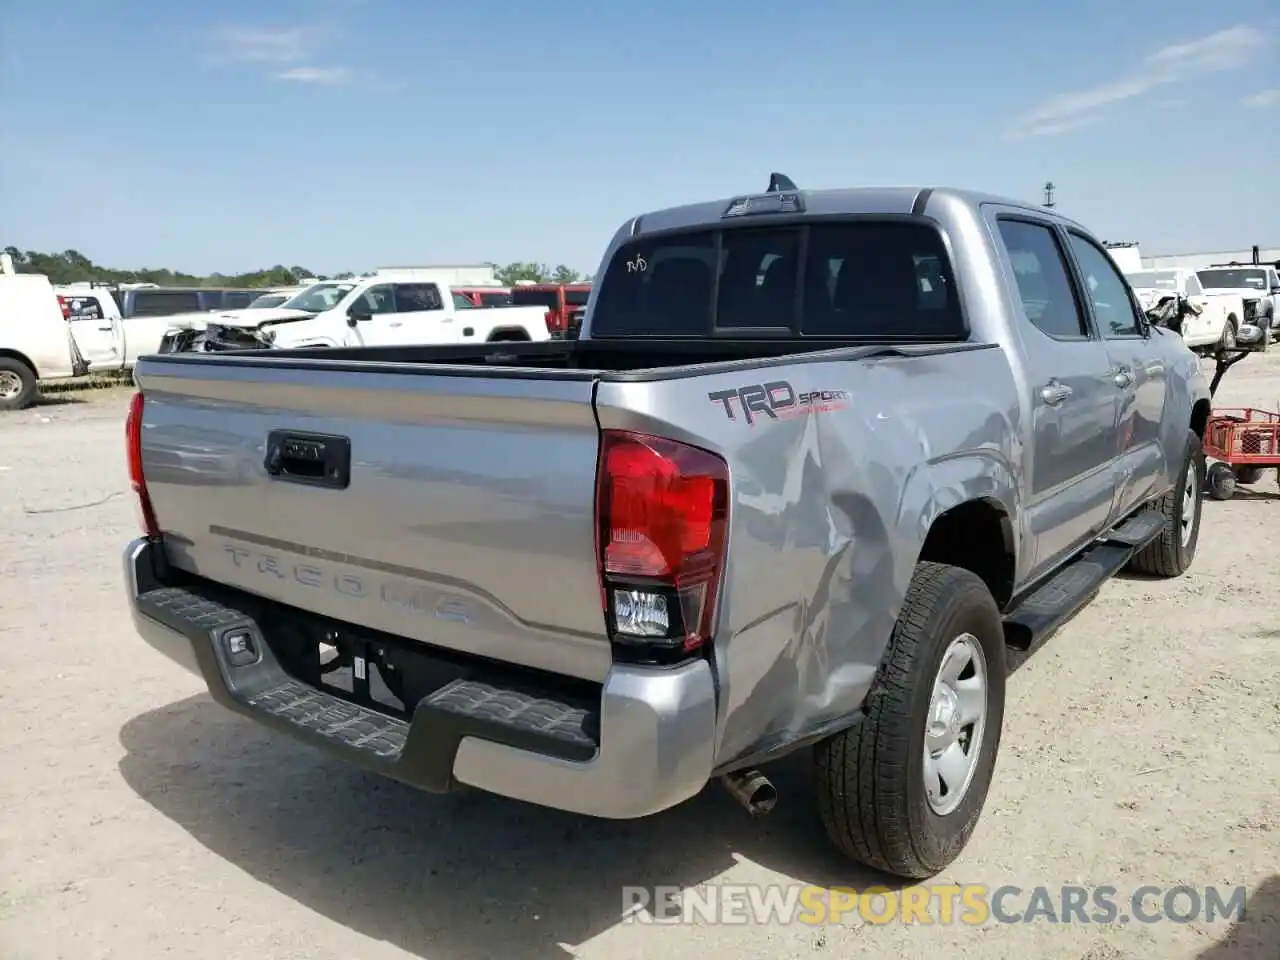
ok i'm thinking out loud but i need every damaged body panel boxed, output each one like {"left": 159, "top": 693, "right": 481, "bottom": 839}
{"left": 593, "top": 347, "right": 1021, "bottom": 771}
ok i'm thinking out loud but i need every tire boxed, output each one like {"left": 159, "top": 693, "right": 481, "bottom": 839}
{"left": 1128, "top": 430, "right": 1206, "bottom": 576}
{"left": 1218, "top": 316, "right": 1238, "bottom": 353}
{"left": 1235, "top": 466, "right": 1264, "bottom": 485}
{"left": 0, "top": 357, "right": 38, "bottom": 411}
{"left": 1206, "top": 462, "right": 1236, "bottom": 501}
{"left": 813, "top": 562, "right": 1006, "bottom": 880}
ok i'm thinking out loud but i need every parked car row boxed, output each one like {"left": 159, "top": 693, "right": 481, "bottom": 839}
{"left": 51, "top": 283, "right": 306, "bottom": 374}
{"left": 154, "top": 278, "right": 594, "bottom": 356}
{"left": 1124, "top": 262, "right": 1280, "bottom": 354}
{"left": 156, "top": 275, "right": 565, "bottom": 354}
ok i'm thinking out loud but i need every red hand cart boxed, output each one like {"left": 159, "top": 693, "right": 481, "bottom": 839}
{"left": 1202, "top": 407, "right": 1280, "bottom": 500}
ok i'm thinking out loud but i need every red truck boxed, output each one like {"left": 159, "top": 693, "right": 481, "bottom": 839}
{"left": 453, "top": 286, "right": 513, "bottom": 308}
{"left": 509, "top": 283, "right": 591, "bottom": 338}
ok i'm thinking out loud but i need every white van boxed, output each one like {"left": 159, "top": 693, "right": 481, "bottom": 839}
{"left": 0, "top": 272, "right": 87, "bottom": 410}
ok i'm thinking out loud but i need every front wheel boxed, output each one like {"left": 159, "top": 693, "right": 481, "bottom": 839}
{"left": 813, "top": 562, "right": 1006, "bottom": 880}
{"left": 1128, "top": 429, "right": 1206, "bottom": 576}
{"left": 1219, "top": 316, "right": 1239, "bottom": 353}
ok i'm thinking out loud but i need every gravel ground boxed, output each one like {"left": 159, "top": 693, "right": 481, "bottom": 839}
{"left": 1, "top": 361, "right": 1277, "bottom": 960}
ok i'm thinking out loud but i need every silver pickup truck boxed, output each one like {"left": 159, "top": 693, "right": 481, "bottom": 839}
{"left": 123, "top": 178, "right": 1211, "bottom": 880}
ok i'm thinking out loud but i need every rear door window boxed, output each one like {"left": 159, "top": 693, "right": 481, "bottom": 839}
{"left": 393, "top": 283, "right": 443, "bottom": 312}
{"left": 510, "top": 289, "right": 560, "bottom": 309}
{"left": 63, "top": 294, "right": 105, "bottom": 321}
{"left": 589, "top": 220, "right": 965, "bottom": 339}
{"left": 994, "top": 219, "right": 1090, "bottom": 340}
{"left": 130, "top": 290, "right": 202, "bottom": 316}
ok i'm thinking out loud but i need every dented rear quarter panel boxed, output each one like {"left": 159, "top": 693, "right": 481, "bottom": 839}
{"left": 594, "top": 345, "right": 1022, "bottom": 772}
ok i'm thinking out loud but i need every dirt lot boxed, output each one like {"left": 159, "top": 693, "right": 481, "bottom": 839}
{"left": 1, "top": 363, "right": 1277, "bottom": 960}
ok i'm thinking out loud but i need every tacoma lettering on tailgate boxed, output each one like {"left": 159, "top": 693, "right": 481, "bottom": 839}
{"left": 224, "top": 544, "right": 473, "bottom": 624}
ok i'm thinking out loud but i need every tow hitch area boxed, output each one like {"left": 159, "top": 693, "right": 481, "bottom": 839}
{"left": 311, "top": 629, "right": 409, "bottom": 716}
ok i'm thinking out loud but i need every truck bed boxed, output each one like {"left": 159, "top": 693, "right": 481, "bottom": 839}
{"left": 143, "top": 336, "right": 990, "bottom": 380}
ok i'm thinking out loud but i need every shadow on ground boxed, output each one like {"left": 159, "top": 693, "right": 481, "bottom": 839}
{"left": 1197, "top": 874, "right": 1279, "bottom": 959}
{"left": 32, "top": 393, "right": 87, "bottom": 406}
{"left": 119, "top": 695, "right": 897, "bottom": 960}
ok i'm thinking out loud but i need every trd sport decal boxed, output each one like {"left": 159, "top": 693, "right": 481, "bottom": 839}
{"left": 708, "top": 381, "right": 850, "bottom": 425}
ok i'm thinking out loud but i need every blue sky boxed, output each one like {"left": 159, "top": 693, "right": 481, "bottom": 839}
{"left": 2, "top": 0, "right": 1277, "bottom": 277}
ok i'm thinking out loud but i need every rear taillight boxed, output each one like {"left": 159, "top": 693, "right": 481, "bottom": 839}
{"left": 126, "top": 391, "right": 160, "bottom": 538}
{"left": 544, "top": 308, "right": 563, "bottom": 333}
{"left": 57, "top": 295, "right": 70, "bottom": 320}
{"left": 595, "top": 430, "right": 729, "bottom": 666}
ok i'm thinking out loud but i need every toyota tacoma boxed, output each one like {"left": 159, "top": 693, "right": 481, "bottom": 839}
{"left": 123, "top": 177, "right": 1211, "bottom": 879}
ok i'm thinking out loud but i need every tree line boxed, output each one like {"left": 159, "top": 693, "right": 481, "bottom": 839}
{"left": 1, "top": 247, "right": 588, "bottom": 289}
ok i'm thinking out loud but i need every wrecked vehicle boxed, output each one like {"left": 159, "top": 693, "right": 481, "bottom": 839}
{"left": 1125, "top": 267, "right": 1268, "bottom": 353}
{"left": 156, "top": 276, "right": 554, "bottom": 353}
{"left": 123, "top": 179, "right": 1210, "bottom": 880}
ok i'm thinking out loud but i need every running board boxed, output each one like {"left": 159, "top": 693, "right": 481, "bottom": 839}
{"left": 1003, "top": 508, "right": 1164, "bottom": 652}
{"left": 1097, "top": 509, "right": 1164, "bottom": 548}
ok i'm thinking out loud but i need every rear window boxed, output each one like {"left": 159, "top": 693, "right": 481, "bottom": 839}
{"left": 589, "top": 221, "right": 965, "bottom": 339}
{"left": 62, "top": 294, "right": 105, "bottom": 321}
{"left": 510, "top": 289, "right": 559, "bottom": 309}
{"left": 130, "top": 290, "right": 201, "bottom": 316}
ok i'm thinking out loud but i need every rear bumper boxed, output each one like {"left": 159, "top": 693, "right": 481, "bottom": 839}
{"left": 124, "top": 537, "right": 717, "bottom": 819}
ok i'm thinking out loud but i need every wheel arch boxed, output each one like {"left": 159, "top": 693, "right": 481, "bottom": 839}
{"left": 917, "top": 497, "right": 1016, "bottom": 610}
{"left": 486, "top": 327, "right": 532, "bottom": 342}
{"left": 0, "top": 348, "right": 39, "bottom": 380}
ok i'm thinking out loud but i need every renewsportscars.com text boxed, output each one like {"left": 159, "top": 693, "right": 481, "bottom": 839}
{"left": 621, "top": 883, "right": 1249, "bottom": 926}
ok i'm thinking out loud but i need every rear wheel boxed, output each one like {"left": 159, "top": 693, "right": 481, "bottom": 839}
{"left": 0, "top": 358, "right": 38, "bottom": 411}
{"left": 813, "top": 562, "right": 1006, "bottom": 880}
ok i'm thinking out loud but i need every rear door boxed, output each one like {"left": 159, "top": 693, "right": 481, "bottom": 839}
{"left": 389, "top": 282, "right": 459, "bottom": 343}
{"left": 1065, "top": 230, "right": 1167, "bottom": 515}
{"left": 989, "top": 213, "right": 1121, "bottom": 576}
{"left": 62, "top": 292, "right": 123, "bottom": 370}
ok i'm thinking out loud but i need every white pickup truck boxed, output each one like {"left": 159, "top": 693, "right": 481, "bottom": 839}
{"left": 1196, "top": 263, "right": 1280, "bottom": 341}
{"left": 1124, "top": 267, "right": 1267, "bottom": 353}
{"left": 160, "top": 275, "right": 555, "bottom": 353}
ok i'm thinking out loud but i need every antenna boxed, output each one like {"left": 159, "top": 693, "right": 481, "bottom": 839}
{"left": 1043, "top": 181, "right": 1056, "bottom": 208}
{"left": 768, "top": 172, "right": 797, "bottom": 193}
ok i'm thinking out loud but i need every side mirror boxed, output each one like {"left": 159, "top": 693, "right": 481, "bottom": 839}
{"left": 346, "top": 306, "right": 370, "bottom": 327}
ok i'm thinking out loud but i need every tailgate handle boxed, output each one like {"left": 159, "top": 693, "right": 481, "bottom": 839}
{"left": 264, "top": 431, "right": 351, "bottom": 489}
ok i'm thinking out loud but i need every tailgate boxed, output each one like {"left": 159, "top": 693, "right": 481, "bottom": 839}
{"left": 134, "top": 357, "right": 611, "bottom": 682}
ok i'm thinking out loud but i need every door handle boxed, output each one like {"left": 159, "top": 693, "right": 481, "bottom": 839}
{"left": 388, "top": 321, "right": 403, "bottom": 328}
{"left": 1112, "top": 367, "right": 1134, "bottom": 388}
{"left": 1040, "top": 381, "right": 1072, "bottom": 406}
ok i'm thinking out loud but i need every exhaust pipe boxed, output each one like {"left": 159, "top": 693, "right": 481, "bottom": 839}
{"left": 721, "top": 768, "right": 777, "bottom": 815}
